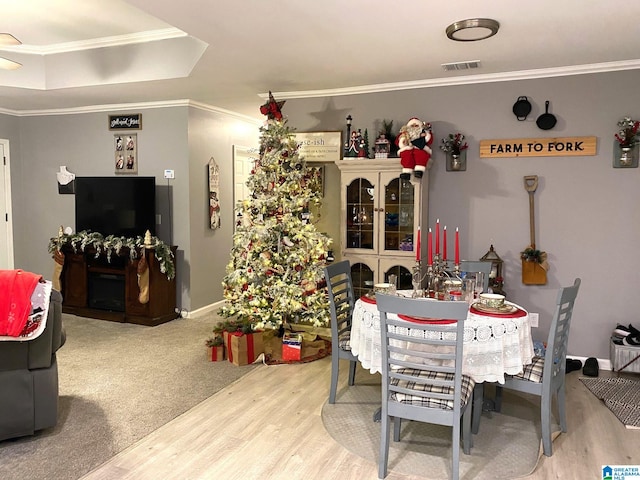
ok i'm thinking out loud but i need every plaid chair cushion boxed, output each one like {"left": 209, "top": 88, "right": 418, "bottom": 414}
{"left": 390, "top": 369, "right": 475, "bottom": 410}
{"left": 512, "top": 355, "right": 544, "bottom": 383}
{"left": 338, "top": 333, "right": 351, "bottom": 351}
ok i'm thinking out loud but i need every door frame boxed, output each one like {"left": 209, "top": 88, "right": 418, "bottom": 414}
{"left": 0, "top": 139, "right": 14, "bottom": 269}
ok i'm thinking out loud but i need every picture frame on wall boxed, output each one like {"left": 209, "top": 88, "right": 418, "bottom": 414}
{"left": 109, "top": 113, "right": 142, "bottom": 130}
{"left": 114, "top": 134, "right": 138, "bottom": 174}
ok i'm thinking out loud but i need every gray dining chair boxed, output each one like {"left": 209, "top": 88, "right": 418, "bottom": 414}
{"left": 376, "top": 294, "right": 474, "bottom": 480}
{"left": 446, "top": 260, "right": 492, "bottom": 292}
{"left": 324, "top": 260, "right": 358, "bottom": 404}
{"left": 494, "top": 278, "right": 581, "bottom": 457}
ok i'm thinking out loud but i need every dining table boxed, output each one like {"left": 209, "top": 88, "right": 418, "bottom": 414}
{"left": 350, "top": 291, "right": 535, "bottom": 432}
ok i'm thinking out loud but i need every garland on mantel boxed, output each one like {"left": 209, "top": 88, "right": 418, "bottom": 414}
{"left": 48, "top": 230, "right": 176, "bottom": 280}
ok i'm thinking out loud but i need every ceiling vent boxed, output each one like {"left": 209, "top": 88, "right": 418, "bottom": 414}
{"left": 441, "top": 60, "right": 481, "bottom": 72}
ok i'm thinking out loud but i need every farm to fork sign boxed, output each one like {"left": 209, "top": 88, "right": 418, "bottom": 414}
{"left": 480, "top": 136, "right": 596, "bottom": 158}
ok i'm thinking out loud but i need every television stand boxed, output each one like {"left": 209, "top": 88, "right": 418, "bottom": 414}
{"left": 60, "top": 245, "right": 178, "bottom": 326}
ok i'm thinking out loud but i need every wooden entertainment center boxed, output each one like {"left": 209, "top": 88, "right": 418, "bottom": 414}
{"left": 60, "top": 245, "right": 178, "bottom": 326}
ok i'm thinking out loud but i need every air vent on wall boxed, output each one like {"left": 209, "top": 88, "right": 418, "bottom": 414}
{"left": 441, "top": 60, "right": 481, "bottom": 71}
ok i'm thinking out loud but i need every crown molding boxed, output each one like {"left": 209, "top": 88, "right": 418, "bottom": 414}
{"left": 0, "top": 99, "right": 261, "bottom": 124}
{"left": 264, "top": 59, "right": 640, "bottom": 100}
{"left": 188, "top": 101, "right": 262, "bottom": 124}
{"left": 0, "top": 28, "right": 187, "bottom": 55}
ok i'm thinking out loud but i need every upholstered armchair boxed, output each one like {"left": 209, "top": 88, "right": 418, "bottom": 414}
{"left": 0, "top": 288, "right": 66, "bottom": 441}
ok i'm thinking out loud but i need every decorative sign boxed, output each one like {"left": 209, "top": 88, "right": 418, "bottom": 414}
{"left": 209, "top": 157, "right": 220, "bottom": 230}
{"left": 109, "top": 113, "right": 142, "bottom": 130}
{"left": 480, "top": 136, "right": 597, "bottom": 158}
{"left": 293, "top": 131, "right": 342, "bottom": 162}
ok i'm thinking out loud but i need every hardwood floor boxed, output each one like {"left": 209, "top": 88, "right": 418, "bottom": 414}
{"left": 81, "top": 358, "right": 639, "bottom": 480}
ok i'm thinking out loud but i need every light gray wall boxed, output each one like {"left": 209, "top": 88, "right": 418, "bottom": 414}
{"left": 284, "top": 69, "right": 640, "bottom": 360}
{"left": 3, "top": 105, "right": 259, "bottom": 313}
{"left": 186, "top": 107, "right": 259, "bottom": 310}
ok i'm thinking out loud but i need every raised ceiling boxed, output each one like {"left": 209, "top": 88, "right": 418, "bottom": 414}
{"left": 1, "top": 0, "right": 639, "bottom": 119}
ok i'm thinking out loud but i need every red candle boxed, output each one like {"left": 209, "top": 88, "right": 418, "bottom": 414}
{"left": 427, "top": 228, "right": 433, "bottom": 265}
{"left": 455, "top": 227, "right": 460, "bottom": 265}
{"left": 435, "top": 218, "right": 440, "bottom": 255}
{"left": 416, "top": 226, "right": 421, "bottom": 262}
{"left": 443, "top": 226, "right": 447, "bottom": 261}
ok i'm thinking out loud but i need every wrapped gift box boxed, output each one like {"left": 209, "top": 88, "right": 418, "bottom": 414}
{"left": 282, "top": 332, "right": 303, "bottom": 361}
{"left": 224, "top": 331, "right": 264, "bottom": 366}
{"left": 207, "top": 345, "right": 225, "bottom": 362}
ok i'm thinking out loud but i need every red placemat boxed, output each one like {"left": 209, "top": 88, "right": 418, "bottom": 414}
{"left": 469, "top": 304, "right": 527, "bottom": 318}
{"left": 397, "top": 314, "right": 457, "bottom": 324}
{"left": 360, "top": 295, "right": 376, "bottom": 304}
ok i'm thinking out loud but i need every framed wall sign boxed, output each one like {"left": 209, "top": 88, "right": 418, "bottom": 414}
{"left": 109, "top": 113, "right": 142, "bottom": 130}
{"left": 114, "top": 134, "right": 137, "bottom": 174}
{"left": 293, "top": 131, "right": 342, "bottom": 162}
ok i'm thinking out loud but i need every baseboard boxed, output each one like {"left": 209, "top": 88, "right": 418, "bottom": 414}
{"left": 567, "top": 355, "right": 611, "bottom": 372}
{"left": 187, "top": 300, "right": 225, "bottom": 319}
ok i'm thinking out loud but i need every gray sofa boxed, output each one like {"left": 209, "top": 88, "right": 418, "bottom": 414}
{"left": 0, "top": 289, "right": 65, "bottom": 441}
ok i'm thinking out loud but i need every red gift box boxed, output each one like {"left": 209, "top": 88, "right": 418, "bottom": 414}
{"left": 282, "top": 332, "right": 303, "bottom": 361}
{"left": 207, "top": 345, "right": 225, "bottom": 362}
{"left": 224, "top": 331, "right": 264, "bottom": 366}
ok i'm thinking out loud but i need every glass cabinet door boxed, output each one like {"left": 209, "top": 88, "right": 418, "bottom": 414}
{"left": 382, "top": 264, "right": 413, "bottom": 291}
{"left": 382, "top": 176, "right": 415, "bottom": 254}
{"left": 345, "top": 178, "right": 375, "bottom": 250}
{"left": 350, "top": 262, "right": 374, "bottom": 299}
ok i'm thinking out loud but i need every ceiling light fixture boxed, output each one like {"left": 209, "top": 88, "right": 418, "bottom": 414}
{"left": 446, "top": 18, "right": 500, "bottom": 42}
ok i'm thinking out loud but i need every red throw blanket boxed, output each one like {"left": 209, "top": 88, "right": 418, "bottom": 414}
{"left": 0, "top": 269, "right": 42, "bottom": 337}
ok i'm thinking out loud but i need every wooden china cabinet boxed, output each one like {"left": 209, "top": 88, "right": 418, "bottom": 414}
{"left": 335, "top": 159, "right": 429, "bottom": 298}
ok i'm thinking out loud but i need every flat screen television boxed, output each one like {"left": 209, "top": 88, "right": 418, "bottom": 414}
{"left": 75, "top": 176, "right": 156, "bottom": 238}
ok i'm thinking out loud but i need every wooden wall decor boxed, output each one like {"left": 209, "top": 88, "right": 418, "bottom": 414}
{"left": 480, "top": 136, "right": 597, "bottom": 158}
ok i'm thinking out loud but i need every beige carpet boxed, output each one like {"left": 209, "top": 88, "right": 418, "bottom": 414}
{"left": 322, "top": 378, "right": 555, "bottom": 479}
{"left": 580, "top": 377, "right": 640, "bottom": 429}
{"left": 0, "top": 313, "right": 256, "bottom": 480}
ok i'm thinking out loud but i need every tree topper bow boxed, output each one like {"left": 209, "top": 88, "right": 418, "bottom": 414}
{"left": 260, "top": 91, "right": 285, "bottom": 120}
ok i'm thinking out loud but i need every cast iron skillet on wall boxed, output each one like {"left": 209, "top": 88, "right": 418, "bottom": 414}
{"left": 512, "top": 96, "right": 532, "bottom": 121}
{"left": 536, "top": 101, "right": 557, "bottom": 130}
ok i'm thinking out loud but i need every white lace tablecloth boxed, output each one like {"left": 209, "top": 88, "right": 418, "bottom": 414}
{"left": 350, "top": 294, "right": 534, "bottom": 384}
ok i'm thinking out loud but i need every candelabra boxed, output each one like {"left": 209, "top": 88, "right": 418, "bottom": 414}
{"left": 413, "top": 253, "right": 461, "bottom": 300}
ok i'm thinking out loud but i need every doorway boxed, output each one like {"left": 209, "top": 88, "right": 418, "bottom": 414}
{"left": 0, "top": 140, "right": 14, "bottom": 269}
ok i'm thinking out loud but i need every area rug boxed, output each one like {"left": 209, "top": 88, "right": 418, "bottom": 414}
{"left": 580, "top": 377, "right": 640, "bottom": 429}
{"left": 322, "top": 379, "right": 553, "bottom": 479}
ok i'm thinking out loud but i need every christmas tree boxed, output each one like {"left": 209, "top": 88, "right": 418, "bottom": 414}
{"left": 219, "top": 92, "right": 332, "bottom": 330}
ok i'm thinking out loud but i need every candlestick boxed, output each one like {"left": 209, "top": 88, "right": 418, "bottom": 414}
{"left": 416, "top": 226, "right": 421, "bottom": 262}
{"left": 435, "top": 218, "right": 440, "bottom": 254}
{"left": 443, "top": 226, "right": 447, "bottom": 261}
{"left": 427, "top": 228, "right": 433, "bottom": 265}
{"left": 455, "top": 227, "right": 460, "bottom": 265}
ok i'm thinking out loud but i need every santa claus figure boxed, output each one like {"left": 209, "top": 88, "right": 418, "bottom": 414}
{"left": 396, "top": 117, "right": 433, "bottom": 179}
